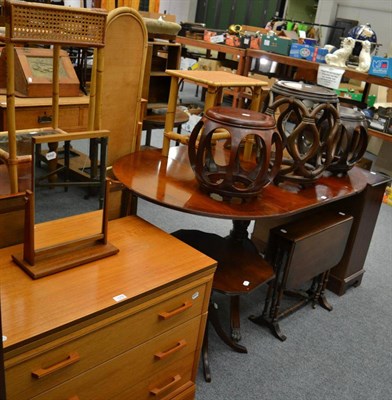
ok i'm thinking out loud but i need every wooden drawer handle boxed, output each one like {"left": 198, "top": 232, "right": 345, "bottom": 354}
{"left": 154, "top": 339, "right": 187, "bottom": 360}
{"left": 158, "top": 301, "right": 193, "bottom": 320}
{"left": 31, "top": 352, "right": 80, "bottom": 379}
{"left": 150, "top": 374, "right": 181, "bottom": 396}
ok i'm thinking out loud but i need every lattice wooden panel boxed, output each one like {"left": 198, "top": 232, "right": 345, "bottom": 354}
{"left": 5, "top": 0, "right": 107, "bottom": 47}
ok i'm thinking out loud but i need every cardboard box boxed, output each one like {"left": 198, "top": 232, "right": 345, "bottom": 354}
{"left": 197, "top": 57, "right": 222, "bottom": 71}
{"left": 203, "top": 30, "right": 216, "bottom": 42}
{"left": 249, "top": 36, "right": 261, "bottom": 49}
{"left": 369, "top": 56, "right": 392, "bottom": 78}
{"left": 289, "top": 43, "right": 328, "bottom": 63}
{"left": 261, "top": 35, "right": 294, "bottom": 56}
{"left": 232, "top": 35, "right": 260, "bottom": 49}
{"left": 335, "top": 88, "right": 376, "bottom": 107}
{"left": 225, "top": 34, "right": 241, "bottom": 47}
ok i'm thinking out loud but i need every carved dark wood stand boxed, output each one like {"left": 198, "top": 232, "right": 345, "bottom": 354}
{"left": 188, "top": 106, "right": 283, "bottom": 200}
{"left": 250, "top": 210, "right": 353, "bottom": 341}
{"left": 263, "top": 80, "right": 341, "bottom": 185}
{"left": 327, "top": 106, "right": 369, "bottom": 174}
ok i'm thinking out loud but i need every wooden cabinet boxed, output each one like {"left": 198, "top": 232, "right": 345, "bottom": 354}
{"left": 1, "top": 215, "right": 216, "bottom": 399}
{"left": 0, "top": 95, "right": 89, "bottom": 133}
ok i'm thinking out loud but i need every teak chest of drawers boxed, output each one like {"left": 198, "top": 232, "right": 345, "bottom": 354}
{"left": 0, "top": 215, "right": 216, "bottom": 399}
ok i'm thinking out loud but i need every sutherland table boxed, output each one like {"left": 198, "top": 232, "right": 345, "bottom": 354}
{"left": 113, "top": 146, "right": 390, "bottom": 296}
{"left": 0, "top": 212, "right": 216, "bottom": 399}
{"left": 163, "top": 70, "right": 268, "bottom": 155}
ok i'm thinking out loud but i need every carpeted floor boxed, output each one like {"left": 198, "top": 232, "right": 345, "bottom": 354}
{"left": 136, "top": 198, "right": 392, "bottom": 400}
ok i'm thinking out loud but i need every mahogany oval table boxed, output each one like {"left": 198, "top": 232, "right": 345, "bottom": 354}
{"left": 113, "top": 146, "right": 389, "bottom": 381}
{"left": 113, "top": 146, "right": 371, "bottom": 219}
{"left": 112, "top": 146, "right": 389, "bottom": 295}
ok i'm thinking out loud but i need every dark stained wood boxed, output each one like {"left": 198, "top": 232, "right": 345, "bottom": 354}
{"left": 172, "top": 230, "right": 275, "bottom": 296}
{"left": 250, "top": 210, "right": 353, "bottom": 341}
{"left": 172, "top": 228, "right": 275, "bottom": 380}
{"left": 112, "top": 146, "right": 371, "bottom": 220}
{"left": 327, "top": 175, "right": 389, "bottom": 295}
{"left": 188, "top": 106, "right": 282, "bottom": 199}
{"left": 112, "top": 146, "right": 390, "bottom": 296}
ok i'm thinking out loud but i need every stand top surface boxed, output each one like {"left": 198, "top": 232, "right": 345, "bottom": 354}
{"left": 112, "top": 147, "right": 386, "bottom": 220}
{"left": 165, "top": 69, "right": 268, "bottom": 87}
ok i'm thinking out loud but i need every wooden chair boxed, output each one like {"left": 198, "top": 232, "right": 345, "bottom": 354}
{"left": 0, "top": 1, "right": 108, "bottom": 194}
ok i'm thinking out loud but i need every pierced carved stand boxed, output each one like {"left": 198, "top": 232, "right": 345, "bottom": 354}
{"left": 263, "top": 80, "right": 341, "bottom": 184}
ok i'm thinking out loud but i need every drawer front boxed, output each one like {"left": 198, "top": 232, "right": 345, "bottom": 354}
{"left": 12, "top": 105, "right": 88, "bottom": 132}
{"left": 107, "top": 354, "right": 195, "bottom": 400}
{"left": 30, "top": 318, "right": 200, "bottom": 400}
{"left": 6, "top": 284, "right": 207, "bottom": 400}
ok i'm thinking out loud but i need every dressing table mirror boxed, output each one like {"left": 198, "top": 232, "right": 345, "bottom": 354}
{"left": 12, "top": 130, "right": 119, "bottom": 279}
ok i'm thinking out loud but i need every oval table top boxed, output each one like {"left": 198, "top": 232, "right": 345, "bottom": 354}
{"left": 112, "top": 146, "right": 379, "bottom": 220}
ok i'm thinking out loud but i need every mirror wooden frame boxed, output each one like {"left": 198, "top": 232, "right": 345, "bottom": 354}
{"left": 11, "top": 130, "right": 119, "bottom": 279}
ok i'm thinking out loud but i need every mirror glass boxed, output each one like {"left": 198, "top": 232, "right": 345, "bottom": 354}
{"left": 31, "top": 132, "right": 108, "bottom": 249}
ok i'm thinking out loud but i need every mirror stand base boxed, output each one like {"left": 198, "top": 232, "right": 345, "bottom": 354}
{"left": 11, "top": 242, "right": 119, "bottom": 279}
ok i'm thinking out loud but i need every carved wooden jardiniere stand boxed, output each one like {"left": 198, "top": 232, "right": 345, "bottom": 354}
{"left": 188, "top": 106, "right": 283, "bottom": 201}
{"left": 263, "top": 80, "right": 341, "bottom": 184}
{"left": 327, "top": 106, "right": 368, "bottom": 174}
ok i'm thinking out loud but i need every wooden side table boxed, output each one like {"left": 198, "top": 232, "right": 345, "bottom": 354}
{"left": 250, "top": 210, "right": 353, "bottom": 341}
{"left": 162, "top": 70, "right": 268, "bottom": 155}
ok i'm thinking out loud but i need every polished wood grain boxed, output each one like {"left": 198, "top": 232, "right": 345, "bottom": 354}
{"left": 112, "top": 146, "right": 371, "bottom": 220}
{"left": 0, "top": 214, "right": 216, "bottom": 350}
